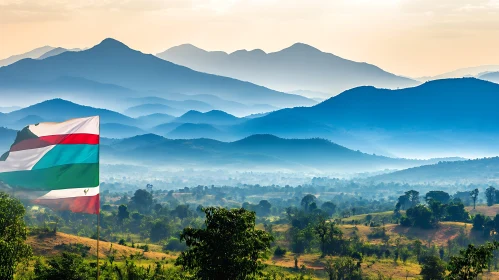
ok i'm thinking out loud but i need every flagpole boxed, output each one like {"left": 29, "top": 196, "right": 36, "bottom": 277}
{"left": 97, "top": 211, "right": 100, "bottom": 279}
{"left": 97, "top": 116, "right": 100, "bottom": 280}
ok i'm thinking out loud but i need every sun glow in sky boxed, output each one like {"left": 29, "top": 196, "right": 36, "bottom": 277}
{"left": 1, "top": 0, "right": 499, "bottom": 77}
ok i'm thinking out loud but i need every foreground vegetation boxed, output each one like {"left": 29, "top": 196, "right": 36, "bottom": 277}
{"left": 3, "top": 180, "right": 499, "bottom": 279}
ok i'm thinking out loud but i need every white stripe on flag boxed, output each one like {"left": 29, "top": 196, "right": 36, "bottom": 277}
{"left": 29, "top": 116, "right": 99, "bottom": 137}
{"left": 0, "top": 146, "right": 54, "bottom": 173}
{"left": 37, "top": 186, "right": 100, "bottom": 199}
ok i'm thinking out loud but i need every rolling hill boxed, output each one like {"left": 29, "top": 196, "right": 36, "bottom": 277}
{"left": 101, "top": 134, "right": 457, "bottom": 172}
{"left": 166, "top": 123, "right": 225, "bottom": 140}
{"left": 230, "top": 78, "right": 499, "bottom": 158}
{"left": 136, "top": 113, "right": 175, "bottom": 128}
{"left": 3, "top": 99, "right": 137, "bottom": 126}
{"left": 124, "top": 103, "right": 185, "bottom": 117}
{"left": 0, "top": 127, "right": 17, "bottom": 152}
{"left": 417, "top": 65, "right": 499, "bottom": 81}
{"left": 369, "top": 157, "right": 499, "bottom": 184}
{"left": 0, "top": 38, "right": 315, "bottom": 108}
{"left": 0, "top": 46, "right": 55, "bottom": 67}
{"left": 174, "top": 110, "right": 243, "bottom": 125}
{"left": 124, "top": 97, "right": 213, "bottom": 113}
{"left": 100, "top": 123, "right": 146, "bottom": 139}
{"left": 157, "top": 42, "right": 419, "bottom": 97}
{"left": 479, "top": 71, "right": 499, "bottom": 84}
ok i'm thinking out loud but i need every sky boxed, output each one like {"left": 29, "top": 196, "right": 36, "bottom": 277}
{"left": 1, "top": 0, "right": 499, "bottom": 77}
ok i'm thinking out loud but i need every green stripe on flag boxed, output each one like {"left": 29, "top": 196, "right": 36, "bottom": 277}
{"left": 0, "top": 163, "right": 98, "bottom": 190}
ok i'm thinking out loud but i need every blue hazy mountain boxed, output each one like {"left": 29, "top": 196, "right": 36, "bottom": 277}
{"left": 136, "top": 113, "right": 175, "bottom": 128}
{"left": 100, "top": 123, "right": 146, "bottom": 139}
{"left": 157, "top": 43, "right": 419, "bottom": 97}
{"left": 370, "top": 157, "right": 499, "bottom": 184}
{"left": 4, "top": 99, "right": 137, "bottom": 126}
{"left": 0, "top": 46, "right": 55, "bottom": 67}
{"left": 167, "top": 123, "right": 225, "bottom": 140}
{"left": 0, "top": 106, "right": 21, "bottom": 113}
{"left": 231, "top": 78, "right": 499, "bottom": 158}
{"left": 0, "top": 76, "right": 137, "bottom": 109}
{"left": 12, "top": 115, "right": 46, "bottom": 129}
{"left": 125, "top": 97, "right": 213, "bottom": 114}
{"left": 177, "top": 94, "right": 278, "bottom": 117}
{"left": 174, "top": 110, "right": 243, "bottom": 126}
{"left": 479, "top": 71, "right": 499, "bottom": 84}
{"left": 125, "top": 103, "right": 185, "bottom": 117}
{"left": 417, "top": 65, "right": 499, "bottom": 81}
{"left": 0, "top": 127, "right": 17, "bottom": 152}
{"left": 0, "top": 38, "right": 315, "bottom": 108}
{"left": 101, "top": 134, "right": 456, "bottom": 172}
{"left": 151, "top": 122, "right": 184, "bottom": 136}
{"left": 36, "top": 47, "right": 80, "bottom": 60}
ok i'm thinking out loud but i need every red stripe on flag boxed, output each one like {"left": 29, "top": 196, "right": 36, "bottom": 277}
{"left": 11, "top": 134, "right": 99, "bottom": 152}
{"left": 33, "top": 194, "right": 100, "bottom": 214}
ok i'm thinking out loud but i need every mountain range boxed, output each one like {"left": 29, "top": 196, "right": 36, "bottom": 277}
{"left": 417, "top": 65, "right": 499, "bottom": 82}
{"left": 370, "top": 157, "right": 499, "bottom": 184}
{"left": 0, "top": 46, "right": 55, "bottom": 67}
{"left": 229, "top": 78, "right": 499, "bottom": 158}
{"left": 157, "top": 43, "right": 419, "bottom": 98}
{"left": 0, "top": 38, "right": 314, "bottom": 110}
{"left": 479, "top": 72, "right": 499, "bottom": 84}
{"left": 101, "top": 134, "right": 456, "bottom": 172}
{"left": 1, "top": 77, "right": 498, "bottom": 158}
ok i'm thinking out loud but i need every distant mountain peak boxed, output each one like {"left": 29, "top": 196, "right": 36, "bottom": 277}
{"left": 93, "top": 38, "right": 130, "bottom": 51}
{"left": 281, "top": 42, "right": 321, "bottom": 53}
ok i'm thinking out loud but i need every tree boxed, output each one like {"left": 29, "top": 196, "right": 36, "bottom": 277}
{"left": 413, "top": 240, "right": 423, "bottom": 263}
{"left": 117, "top": 204, "right": 130, "bottom": 224}
{"left": 34, "top": 252, "right": 93, "bottom": 280}
{"left": 150, "top": 220, "right": 171, "bottom": 242}
{"left": 321, "top": 201, "right": 337, "bottom": 216}
{"left": 258, "top": 200, "right": 272, "bottom": 216}
{"left": 315, "top": 219, "right": 329, "bottom": 257}
{"left": 472, "top": 214, "right": 486, "bottom": 231}
{"left": 486, "top": 186, "right": 496, "bottom": 207}
{"left": 176, "top": 207, "right": 273, "bottom": 280}
{"left": 425, "top": 191, "right": 451, "bottom": 204}
{"left": 406, "top": 205, "right": 436, "bottom": 229}
{"left": 445, "top": 202, "right": 469, "bottom": 222}
{"left": 420, "top": 255, "right": 446, "bottom": 280}
{"left": 429, "top": 200, "right": 446, "bottom": 222}
{"left": 324, "top": 256, "right": 362, "bottom": 280}
{"left": 301, "top": 194, "right": 316, "bottom": 212}
{"left": 173, "top": 205, "right": 192, "bottom": 219}
{"left": 0, "top": 192, "right": 32, "bottom": 280}
{"left": 396, "top": 194, "right": 410, "bottom": 210}
{"left": 447, "top": 241, "right": 499, "bottom": 279}
{"left": 470, "top": 189, "right": 479, "bottom": 210}
{"left": 406, "top": 190, "right": 420, "bottom": 208}
{"left": 130, "top": 189, "right": 153, "bottom": 213}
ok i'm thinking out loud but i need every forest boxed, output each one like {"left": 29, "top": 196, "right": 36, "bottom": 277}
{"left": 3, "top": 178, "right": 499, "bottom": 279}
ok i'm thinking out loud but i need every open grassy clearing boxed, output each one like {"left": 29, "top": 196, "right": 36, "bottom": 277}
{"left": 28, "top": 232, "right": 177, "bottom": 261}
{"left": 466, "top": 205, "right": 499, "bottom": 217}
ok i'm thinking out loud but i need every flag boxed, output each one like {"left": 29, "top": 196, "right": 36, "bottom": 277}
{"left": 0, "top": 116, "right": 100, "bottom": 214}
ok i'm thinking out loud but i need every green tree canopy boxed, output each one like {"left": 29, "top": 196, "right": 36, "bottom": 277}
{"left": 420, "top": 255, "right": 446, "bottom": 280}
{"left": 447, "top": 241, "right": 499, "bottom": 279}
{"left": 0, "top": 192, "right": 32, "bottom": 280}
{"left": 176, "top": 207, "right": 273, "bottom": 280}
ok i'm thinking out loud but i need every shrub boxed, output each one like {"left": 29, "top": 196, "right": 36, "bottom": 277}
{"left": 274, "top": 246, "right": 287, "bottom": 257}
{"left": 164, "top": 238, "right": 187, "bottom": 252}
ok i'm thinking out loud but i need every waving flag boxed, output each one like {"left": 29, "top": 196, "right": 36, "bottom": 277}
{"left": 0, "top": 116, "right": 99, "bottom": 214}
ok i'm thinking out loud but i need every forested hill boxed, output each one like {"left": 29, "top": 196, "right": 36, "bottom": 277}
{"left": 370, "top": 157, "right": 499, "bottom": 184}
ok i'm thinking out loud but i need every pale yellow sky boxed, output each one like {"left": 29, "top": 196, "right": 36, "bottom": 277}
{"left": 1, "top": 0, "right": 499, "bottom": 77}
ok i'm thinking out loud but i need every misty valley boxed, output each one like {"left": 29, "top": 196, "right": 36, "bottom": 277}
{"left": 0, "top": 38, "right": 498, "bottom": 280}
